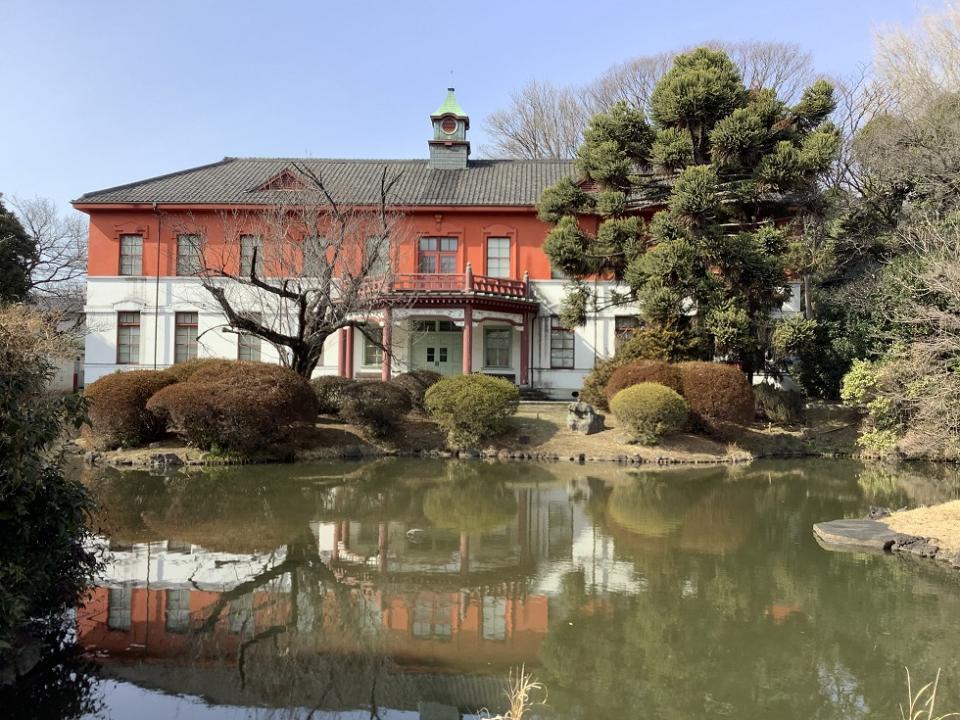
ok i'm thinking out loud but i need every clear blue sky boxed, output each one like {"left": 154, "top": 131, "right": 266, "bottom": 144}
{"left": 0, "top": 0, "right": 925, "bottom": 212}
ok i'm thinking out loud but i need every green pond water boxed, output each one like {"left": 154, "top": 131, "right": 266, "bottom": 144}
{"left": 5, "top": 458, "right": 960, "bottom": 719}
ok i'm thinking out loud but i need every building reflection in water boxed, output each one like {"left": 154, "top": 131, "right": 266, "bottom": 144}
{"left": 76, "top": 475, "right": 622, "bottom": 714}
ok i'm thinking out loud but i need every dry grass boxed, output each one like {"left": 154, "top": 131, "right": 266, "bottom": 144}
{"left": 884, "top": 501, "right": 960, "bottom": 555}
{"left": 484, "top": 665, "right": 545, "bottom": 720}
{"left": 900, "top": 668, "right": 959, "bottom": 720}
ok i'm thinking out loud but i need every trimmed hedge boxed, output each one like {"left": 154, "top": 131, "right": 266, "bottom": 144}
{"left": 391, "top": 370, "right": 443, "bottom": 410}
{"left": 147, "top": 361, "right": 318, "bottom": 455}
{"left": 162, "top": 358, "right": 236, "bottom": 384}
{"left": 605, "top": 360, "right": 683, "bottom": 402}
{"left": 610, "top": 382, "right": 689, "bottom": 445}
{"left": 311, "top": 375, "right": 357, "bottom": 415}
{"left": 676, "top": 361, "right": 754, "bottom": 425}
{"left": 84, "top": 370, "right": 177, "bottom": 448}
{"left": 339, "top": 380, "right": 412, "bottom": 436}
{"left": 754, "top": 383, "right": 805, "bottom": 424}
{"left": 424, "top": 374, "right": 520, "bottom": 448}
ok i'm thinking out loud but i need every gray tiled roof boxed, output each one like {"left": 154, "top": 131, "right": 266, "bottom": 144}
{"left": 74, "top": 157, "right": 577, "bottom": 207}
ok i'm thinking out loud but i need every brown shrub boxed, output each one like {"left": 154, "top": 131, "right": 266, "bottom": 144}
{"left": 147, "top": 361, "right": 318, "bottom": 455}
{"left": 391, "top": 370, "right": 443, "bottom": 410}
{"left": 676, "top": 361, "right": 754, "bottom": 426}
{"left": 605, "top": 360, "right": 683, "bottom": 402}
{"left": 84, "top": 370, "right": 176, "bottom": 448}
{"left": 339, "top": 381, "right": 412, "bottom": 436}
{"left": 162, "top": 358, "right": 236, "bottom": 383}
{"left": 311, "top": 375, "right": 357, "bottom": 415}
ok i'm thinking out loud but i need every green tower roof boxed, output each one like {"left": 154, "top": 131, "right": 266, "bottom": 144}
{"left": 433, "top": 88, "right": 468, "bottom": 118}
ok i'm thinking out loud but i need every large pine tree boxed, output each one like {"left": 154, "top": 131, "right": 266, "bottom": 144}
{"left": 0, "top": 196, "right": 35, "bottom": 304}
{"left": 538, "top": 47, "right": 839, "bottom": 374}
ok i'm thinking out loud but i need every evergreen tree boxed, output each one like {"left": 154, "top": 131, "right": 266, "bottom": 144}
{"left": 0, "top": 196, "right": 35, "bottom": 304}
{"left": 538, "top": 47, "right": 839, "bottom": 374}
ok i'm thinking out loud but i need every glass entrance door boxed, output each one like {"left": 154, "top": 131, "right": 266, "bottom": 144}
{"left": 410, "top": 320, "right": 463, "bottom": 376}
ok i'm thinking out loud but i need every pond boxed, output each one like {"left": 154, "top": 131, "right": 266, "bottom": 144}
{"left": 5, "top": 458, "right": 960, "bottom": 719}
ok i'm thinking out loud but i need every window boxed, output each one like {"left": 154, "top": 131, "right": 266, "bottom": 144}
{"left": 482, "top": 596, "right": 507, "bottom": 641}
{"left": 614, "top": 315, "right": 640, "bottom": 350}
{"left": 119, "top": 234, "right": 143, "bottom": 275}
{"left": 116, "top": 312, "right": 140, "bottom": 364}
{"left": 362, "top": 325, "right": 383, "bottom": 366}
{"left": 240, "top": 235, "right": 262, "bottom": 276}
{"left": 550, "top": 265, "right": 567, "bottom": 280}
{"left": 107, "top": 586, "right": 132, "bottom": 630}
{"left": 165, "top": 589, "right": 191, "bottom": 633}
{"left": 418, "top": 237, "right": 457, "bottom": 274}
{"left": 412, "top": 594, "right": 452, "bottom": 640}
{"left": 484, "top": 328, "right": 511, "bottom": 368}
{"left": 174, "top": 312, "right": 198, "bottom": 363}
{"left": 486, "top": 237, "right": 511, "bottom": 278}
{"left": 365, "top": 236, "right": 390, "bottom": 275}
{"left": 176, "top": 234, "right": 202, "bottom": 276}
{"left": 237, "top": 312, "right": 261, "bottom": 362}
{"left": 303, "top": 235, "right": 324, "bottom": 277}
{"left": 550, "top": 316, "right": 574, "bottom": 369}
{"left": 228, "top": 594, "right": 254, "bottom": 636}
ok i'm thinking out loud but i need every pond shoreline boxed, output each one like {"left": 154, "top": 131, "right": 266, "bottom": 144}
{"left": 76, "top": 440, "right": 882, "bottom": 470}
{"left": 814, "top": 504, "right": 960, "bottom": 573}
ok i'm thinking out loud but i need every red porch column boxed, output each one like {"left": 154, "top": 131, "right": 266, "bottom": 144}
{"left": 462, "top": 305, "right": 473, "bottom": 374}
{"left": 337, "top": 328, "right": 348, "bottom": 377}
{"left": 345, "top": 326, "right": 355, "bottom": 379}
{"left": 381, "top": 306, "right": 393, "bottom": 381}
{"left": 459, "top": 532, "right": 470, "bottom": 575}
{"left": 520, "top": 312, "right": 530, "bottom": 386}
{"left": 332, "top": 521, "right": 341, "bottom": 563}
{"left": 378, "top": 521, "right": 388, "bottom": 573}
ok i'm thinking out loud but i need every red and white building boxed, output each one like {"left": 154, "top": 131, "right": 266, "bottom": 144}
{"left": 74, "top": 89, "right": 801, "bottom": 396}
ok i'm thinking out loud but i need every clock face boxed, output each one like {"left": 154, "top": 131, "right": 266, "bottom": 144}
{"left": 440, "top": 116, "right": 458, "bottom": 134}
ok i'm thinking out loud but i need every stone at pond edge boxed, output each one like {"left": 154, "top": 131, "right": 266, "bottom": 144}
{"left": 149, "top": 453, "right": 183, "bottom": 467}
{"left": 567, "top": 401, "right": 605, "bottom": 435}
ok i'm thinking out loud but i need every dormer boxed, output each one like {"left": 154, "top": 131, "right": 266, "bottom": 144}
{"left": 428, "top": 88, "right": 470, "bottom": 170}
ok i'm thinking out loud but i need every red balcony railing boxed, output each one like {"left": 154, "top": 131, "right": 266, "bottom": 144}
{"left": 382, "top": 267, "right": 529, "bottom": 298}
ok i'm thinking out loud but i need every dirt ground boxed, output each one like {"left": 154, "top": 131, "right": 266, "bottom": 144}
{"left": 79, "top": 400, "right": 861, "bottom": 468}
{"left": 883, "top": 500, "right": 960, "bottom": 555}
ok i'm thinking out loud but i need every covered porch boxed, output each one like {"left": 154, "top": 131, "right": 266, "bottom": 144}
{"left": 337, "top": 265, "right": 539, "bottom": 385}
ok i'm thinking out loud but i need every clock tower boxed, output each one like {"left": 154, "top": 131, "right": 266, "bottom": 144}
{"left": 428, "top": 88, "right": 470, "bottom": 170}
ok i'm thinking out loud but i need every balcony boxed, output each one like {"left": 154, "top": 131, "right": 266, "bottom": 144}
{"left": 388, "top": 272, "right": 528, "bottom": 298}
{"left": 364, "top": 265, "right": 536, "bottom": 311}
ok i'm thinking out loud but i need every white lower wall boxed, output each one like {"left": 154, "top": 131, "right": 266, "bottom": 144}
{"left": 84, "top": 276, "right": 802, "bottom": 393}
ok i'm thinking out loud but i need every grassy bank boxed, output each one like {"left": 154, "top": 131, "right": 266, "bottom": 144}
{"left": 884, "top": 501, "right": 960, "bottom": 556}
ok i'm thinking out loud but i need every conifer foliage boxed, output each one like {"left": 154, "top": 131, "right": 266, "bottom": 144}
{"left": 538, "top": 47, "right": 839, "bottom": 373}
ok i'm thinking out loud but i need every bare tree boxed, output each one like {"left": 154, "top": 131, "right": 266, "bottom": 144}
{"left": 482, "top": 80, "right": 589, "bottom": 159}
{"left": 171, "top": 163, "right": 411, "bottom": 378}
{"left": 824, "top": 67, "right": 897, "bottom": 195}
{"left": 483, "top": 41, "right": 818, "bottom": 159}
{"left": 874, "top": 0, "right": 960, "bottom": 113}
{"left": 11, "top": 196, "right": 87, "bottom": 299}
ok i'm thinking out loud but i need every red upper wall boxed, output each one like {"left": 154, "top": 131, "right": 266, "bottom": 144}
{"left": 81, "top": 206, "right": 602, "bottom": 281}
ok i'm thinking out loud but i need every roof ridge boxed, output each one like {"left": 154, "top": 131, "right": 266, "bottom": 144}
{"left": 73, "top": 157, "right": 238, "bottom": 203}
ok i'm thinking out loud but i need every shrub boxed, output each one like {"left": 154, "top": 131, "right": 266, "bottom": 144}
{"left": 580, "top": 358, "right": 622, "bottom": 411}
{"left": 676, "top": 361, "right": 754, "bottom": 425}
{"left": 162, "top": 358, "right": 236, "bottom": 383}
{"left": 147, "top": 361, "right": 318, "bottom": 455}
{"left": 605, "top": 359, "right": 683, "bottom": 402}
{"left": 84, "top": 370, "right": 176, "bottom": 448}
{"left": 0, "top": 304, "right": 98, "bottom": 651}
{"left": 610, "top": 382, "right": 689, "bottom": 445}
{"left": 753, "top": 383, "right": 806, "bottom": 424}
{"left": 339, "top": 380, "right": 412, "bottom": 436}
{"left": 391, "top": 370, "right": 443, "bottom": 410}
{"left": 424, "top": 374, "right": 520, "bottom": 448}
{"left": 311, "top": 375, "right": 357, "bottom": 415}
